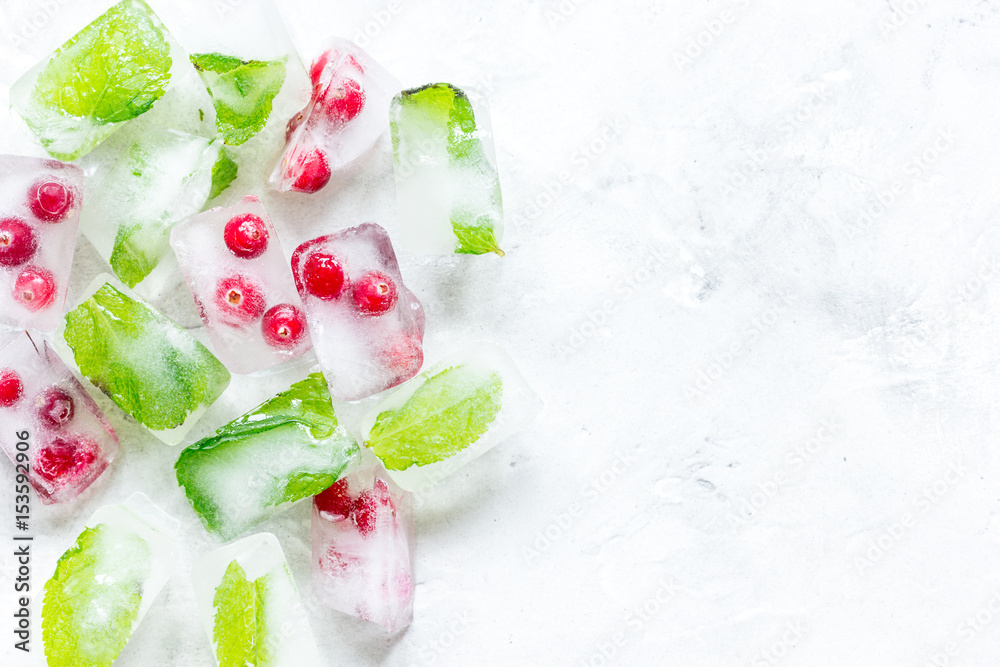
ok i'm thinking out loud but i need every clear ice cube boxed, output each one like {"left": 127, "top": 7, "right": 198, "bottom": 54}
{"left": 271, "top": 37, "right": 400, "bottom": 193}
{"left": 0, "top": 156, "right": 82, "bottom": 331}
{"left": 41, "top": 493, "right": 178, "bottom": 666}
{"left": 193, "top": 532, "right": 322, "bottom": 666}
{"left": 312, "top": 464, "right": 414, "bottom": 632}
{"left": 56, "top": 274, "right": 231, "bottom": 446}
{"left": 175, "top": 372, "right": 360, "bottom": 540}
{"left": 0, "top": 331, "right": 118, "bottom": 504}
{"left": 390, "top": 83, "right": 505, "bottom": 255}
{"left": 360, "top": 341, "right": 541, "bottom": 491}
{"left": 291, "top": 223, "right": 425, "bottom": 401}
{"left": 171, "top": 195, "right": 312, "bottom": 374}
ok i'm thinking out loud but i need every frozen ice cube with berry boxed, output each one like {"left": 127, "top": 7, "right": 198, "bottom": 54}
{"left": 171, "top": 195, "right": 311, "bottom": 374}
{"left": 312, "top": 464, "right": 414, "bottom": 632}
{"left": 270, "top": 38, "right": 400, "bottom": 193}
{"left": 291, "top": 223, "right": 424, "bottom": 401}
{"left": 0, "top": 332, "right": 118, "bottom": 504}
{"left": 0, "top": 156, "right": 82, "bottom": 332}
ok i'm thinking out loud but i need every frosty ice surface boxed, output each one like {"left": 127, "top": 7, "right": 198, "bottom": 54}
{"left": 0, "top": 332, "right": 118, "bottom": 504}
{"left": 10, "top": 0, "right": 182, "bottom": 161}
{"left": 172, "top": 195, "right": 311, "bottom": 374}
{"left": 41, "top": 493, "right": 178, "bottom": 667}
{"left": 0, "top": 156, "right": 82, "bottom": 332}
{"left": 79, "top": 128, "right": 221, "bottom": 290}
{"left": 361, "top": 341, "right": 541, "bottom": 491}
{"left": 390, "top": 83, "right": 504, "bottom": 255}
{"left": 58, "top": 274, "right": 231, "bottom": 446}
{"left": 291, "top": 223, "right": 424, "bottom": 401}
{"left": 271, "top": 37, "right": 400, "bottom": 193}
{"left": 193, "top": 533, "right": 321, "bottom": 666}
{"left": 313, "top": 464, "right": 414, "bottom": 631}
{"left": 175, "top": 372, "right": 360, "bottom": 540}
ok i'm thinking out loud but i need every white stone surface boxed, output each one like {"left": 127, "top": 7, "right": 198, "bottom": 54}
{"left": 2, "top": 0, "right": 1000, "bottom": 665}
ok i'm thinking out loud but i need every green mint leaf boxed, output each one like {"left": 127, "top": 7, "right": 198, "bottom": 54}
{"left": 63, "top": 282, "right": 230, "bottom": 432}
{"left": 29, "top": 0, "right": 172, "bottom": 159}
{"left": 109, "top": 222, "right": 169, "bottom": 288}
{"left": 42, "top": 524, "right": 151, "bottom": 667}
{"left": 175, "top": 373, "right": 360, "bottom": 540}
{"left": 367, "top": 365, "right": 504, "bottom": 470}
{"left": 191, "top": 52, "right": 286, "bottom": 146}
{"left": 453, "top": 216, "right": 504, "bottom": 256}
{"left": 213, "top": 560, "right": 273, "bottom": 666}
{"left": 209, "top": 147, "right": 239, "bottom": 199}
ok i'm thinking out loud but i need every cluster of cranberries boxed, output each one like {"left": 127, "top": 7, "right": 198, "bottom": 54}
{"left": 315, "top": 477, "right": 394, "bottom": 537}
{"left": 215, "top": 213, "right": 308, "bottom": 349}
{"left": 299, "top": 248, "right": 399, "bottom": 316}
{"left": 0, "top": 368, "right": 95, "bottom": 484}
{"left": 283, "top": 50, "right": 367, "bottom": 194}
{"left": 1, "top": 177, "right": 75, "bottom": 312}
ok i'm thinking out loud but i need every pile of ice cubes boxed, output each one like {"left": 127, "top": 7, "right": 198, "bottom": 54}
{"left": 0, "top": 0, "right": 540, "bottom": 661}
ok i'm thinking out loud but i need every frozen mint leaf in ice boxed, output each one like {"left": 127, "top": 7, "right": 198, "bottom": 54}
{"left": 213, "top": 560, "right": 272, "bottom": 666}
{"left": 24, "top": 0, "right": 172, "bottom": 159}
{"left": 367, "top": 365, "right": 503, "bottom": 470}
{"left": 175, "top": 372, "right": 360, "bottom": 540}
{"left": 110, "top": 221, "right": 168, "bottom": 288}
{"left": 63, "top": 282, "right": 230, "bottom": 432}
{"left": 42, "top": 524, "right": 151, "bottom": 667}
{"left": 192, "top": 52, "right": 287, "bottom": 146}
{"left": 209, "top": 147, "right": 239, "bottom": 199}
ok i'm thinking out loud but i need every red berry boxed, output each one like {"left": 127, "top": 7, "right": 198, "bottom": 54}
{"left": 285, "top": 110, "right": 306, "bottom": 141}
{"left": 352, "top": 483, "right": 392, "bottom": 536}
{"left": 36, "top": 386, "right": 74, "bottom": 428}
{"left": 301, "top": 252, "right": 346, "bottom": 300}
{"left": 315, "top": 479, "right": 353, "bottom": 519}
{"left": 0, "top": 370, "right": 23, "bottom": 408}
{"left": 317, "top": 77, "right": 365, "bottom": 123}
{"left": 352, "top": 271, "right": 398, "bottom": 316}
{"left": 34, "top": 435, "right": 96, "bottom": 482}
{"left": 13, "top": 266, "right": 56, "bottom": 312}
{"left": 28, "top": 179, "right": 75, "bottom": 223}
{"left": 261, "top": 303, "right": 307, "bottom": 348}
{"left": 309, "top": 50, "right": 364, "bottom": 88}
{"left": 214, "top": 276, "right": 267, "bottom": 326}
{"left": 286, "top": 147, "right": 332, "bottom": 194}
{"left": 0, "top": 218, "right": 38, "bottom": 267}
{"left": 224, "top": 213, "right": 269, "bottom": 259}
{"left": 382, "top": 333, "right": 422, "bottom": 378}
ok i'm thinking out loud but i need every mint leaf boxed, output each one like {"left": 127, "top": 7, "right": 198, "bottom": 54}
{"left": 209, "top": 147, "right": 239, "bottom": 199}
{"left": 42, "top": 524, "right": 151, "bottom": 667}
{"left": 453, "top": 216, "right": 504, "bottom": 256}
{"left": 109, "top": 221, "right": 169, "bottom": 288}
{"left": 63, "top": 282, "right": 230, "bottom": 432}
{"left": 191, "top": 53, "right": 286, "bottom": 146}
{"left": 213, "top": 560, "right": 272, "bottom": 666}
{"left": 28, "top": 0, "right": 172, "bottom": 159}
{"left": 175, "top": 373, "right": 360, "bottom": 540}
{"left": 367, "top": 365, "right": 503, "bottom": 470}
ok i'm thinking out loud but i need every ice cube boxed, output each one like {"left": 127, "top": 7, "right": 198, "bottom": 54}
{"left": 0, "top": 156, "right": 82, "bottom": 331}
{"left": 0, "top": 331, "right": 118, "bottom": 504}
{"left": 360, "top": 341, "right": 542, "bottom": 491}
{"left": 57, "top": 274, "right": 231, "bottom": 446}
{"left": 175, "top": 372, "right": 360, "bottom": 540}
{"left": 159, "top": 0, "right": 311, "bottom": 201}
{"left": 390, "top": 83, "right": 505, "bottom": 256}
{"left": 291, "top": 223, "right": 424, "bottom": 401}
{"left": 312, "top": 464, "right": 414, "bottom": 632}
{"left": 41, "top": 493, "right": 178, "bottom": 666}
{"left": 10, "top": 0, "right": 188, "bottom": 161}
{"left": 171, "top": 195, "right": 312, "bottom": 374}
{"left": 193, "top": 532, "right": 321, "bottom": 666}
{"left": 271, "top": 37, "right": 400, "bottom": 193}
{"left": 78, "top": 127, "right": 221, "bottom": 291}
